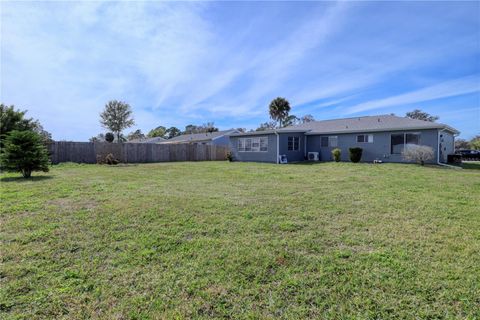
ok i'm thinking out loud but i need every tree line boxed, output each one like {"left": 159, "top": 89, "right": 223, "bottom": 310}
{"left": 2, "top": 100, "right": 478, "bottom": 178}
{"left": 255, "top": 97, "right": 315, "bottom": 131}
{"left": 90, "top": 100, "right": 224, "bottom": 143}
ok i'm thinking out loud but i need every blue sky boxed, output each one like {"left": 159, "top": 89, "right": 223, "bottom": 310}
{"left": 1, "top": 1, "right": 479, "bottom": 141}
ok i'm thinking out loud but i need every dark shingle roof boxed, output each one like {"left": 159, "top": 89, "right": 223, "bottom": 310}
{"left": 278, "top": 115, "right": 459, "bottom": 135}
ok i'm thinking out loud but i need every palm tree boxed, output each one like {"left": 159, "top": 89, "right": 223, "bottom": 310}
{"left": 269, "top": 97, "right": 291, "bottom": 128}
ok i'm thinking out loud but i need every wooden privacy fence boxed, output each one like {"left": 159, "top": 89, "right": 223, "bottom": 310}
{"left": 48, "top": 142, "right": 230, "bottom": 164}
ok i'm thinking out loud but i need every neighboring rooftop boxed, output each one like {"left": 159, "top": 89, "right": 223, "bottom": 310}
{"left": 127, "top": 136, "right": 166, "bottom": 143}
{"left": 163, "top": 129, "right": 239, "bottom": 143}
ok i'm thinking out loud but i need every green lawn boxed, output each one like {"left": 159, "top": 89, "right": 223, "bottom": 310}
{"left": 1, "top": 162, "right": 479, "bottom": 319}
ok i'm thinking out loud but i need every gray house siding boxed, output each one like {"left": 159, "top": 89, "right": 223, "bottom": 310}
{"left": 211, "top": 135, "right": 231, "bottom": 146}
{"left": 229, "top": 134, "right": 277, "bottom": 163}
{"left": 306, "top": 129, "right": 439, "bottom": 163}
{"left": 278, "top": 132, "right": 306, "bottom": 162}
{"left": 439, "top": 131, "right": 454, "bottom": 163}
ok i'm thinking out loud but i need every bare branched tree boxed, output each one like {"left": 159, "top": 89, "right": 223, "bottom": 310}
{"left": 402, "top": 145, "right": 434, "bottom": 165}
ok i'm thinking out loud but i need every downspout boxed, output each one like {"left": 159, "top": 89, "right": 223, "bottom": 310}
{"left": 304, "top": 135, "right": 307, "bottom": 159}
{"left": 437, "top": 128, "right": 461, "bottom": 169}
{"left": 274, "top": 131, "right": 279, "bottom": 164}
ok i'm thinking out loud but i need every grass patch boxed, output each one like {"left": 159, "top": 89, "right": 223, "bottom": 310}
{"left": 458, "top": 161, "right": 480, "bottom": 170}
{"left": 1, "top": 162, "right": 479, "bottom": 319}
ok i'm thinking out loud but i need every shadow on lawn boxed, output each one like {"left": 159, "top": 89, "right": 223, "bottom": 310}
{"left": 459, "top": 162, "right": 480, "bottom": 170}
{"left": 290, "top": 161, "right": 328, "bottom": 165}
{"left": 0, "top": 175, "right": 53, "bottom": 182}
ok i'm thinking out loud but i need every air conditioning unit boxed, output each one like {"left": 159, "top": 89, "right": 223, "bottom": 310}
{"left": 308, "top": 152, "right": 319, "bottom": 161}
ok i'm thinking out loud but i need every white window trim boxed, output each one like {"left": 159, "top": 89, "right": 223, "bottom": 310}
{"left": 287, "top": 136, "right": 300, "bottom": 151}
{"left": 238, "top": 137, "right": 268, "bottom": 152}
{"left": 357, "top": 134, "right": 373, "bottom": 143}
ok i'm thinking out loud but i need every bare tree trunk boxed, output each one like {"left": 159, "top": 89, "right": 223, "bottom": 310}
{"left": 22, "top": 169, "right": 32, "bottom": 178}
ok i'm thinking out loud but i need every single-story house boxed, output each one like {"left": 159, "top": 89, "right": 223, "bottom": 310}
{"left": 229, "top": 115, "right": 459, "bottom": 164}
{"left": 161, "top": 129, "right": 240, "bottom": 146}
{"left": 127, "top": 136, "right": 166, "bottom": 143}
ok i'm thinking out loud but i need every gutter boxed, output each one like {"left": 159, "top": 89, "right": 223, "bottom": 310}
{"left": 304, "top": 135, "right": 307, "bottom": 159}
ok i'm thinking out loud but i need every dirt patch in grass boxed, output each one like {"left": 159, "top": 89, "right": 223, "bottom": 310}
{"left": 46, "top": 198, "right": 99, "bottom": 212}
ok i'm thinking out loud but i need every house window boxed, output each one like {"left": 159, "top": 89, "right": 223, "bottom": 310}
{"left": 252, "top": 138, "right": 260, "bottom": 151}
{"left": 321, "top": 137, "right": 329, "bottom": 147}
{"left": 329, "top": 136, "right": 338, "bottom": 147}
{"left": 391, "top": 132, "right": 421, "bottom": 154}
{"left": 245, "top": 138, "right": 252, "bottom": 151}
{"left": 321, "top": 136, "right": 337, "bottom": 147}
{"left": 260, "top": 137, "right": 268, "bottom": 151}
{"left": 238, "top": 139, "right": 245, "bottom": 152}
{"left": 406, "top": 133, "right": 420, "bottom": 146}
{"left": 238, "top": 137, "right": 268, "bottom": 152}
{"left": 357, "top": 134, "right": 373, "bottom": 143}
{"left": 288, "top": 136, "right": 300, "bottom": 151}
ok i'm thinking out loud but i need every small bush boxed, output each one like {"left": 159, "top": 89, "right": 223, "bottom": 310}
{"left": 105, "top": 153, "right": 119, "bottom": 165}
{"left": 331, "top": 148, "right": 341, "bottom": 162}
{"left": 96, "top": 153, "right": 119, "bottom": 165}
{"left": 105, "top": 132, "right": 114, "bottom": 143}
{"left": 0, "top": 130, "right": 50, "bottom": 178}
{"left": 226, "top": 152, "right": 234, "bottom": 162}
{"left": 402, "top": 145, "right": 434, "bottom": 165}
{"left": 447, "top": 154, "right": 462, "bottom": 164}
{"left": 349, "top": 147, "right": 363, "bottom": 163}
{"left": 96, "top": 154, "right": 104, "bottom": 164}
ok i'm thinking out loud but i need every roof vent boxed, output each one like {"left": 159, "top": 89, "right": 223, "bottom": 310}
{"left": 378, "top": 118, "right": 380, "bottom": 122}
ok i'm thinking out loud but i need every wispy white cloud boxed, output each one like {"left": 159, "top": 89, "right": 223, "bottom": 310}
{"left": 345, "top": 75, "right": 480, "bottom": 114}
{"left": 1, "top": 1, "right": 479, "bottom": 140}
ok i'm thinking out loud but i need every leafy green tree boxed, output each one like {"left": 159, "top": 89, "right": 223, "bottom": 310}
{"left": 184, "top": 124, "right": 199, "bottom": 134}
{"left": 470, "top": 135, "right": 480, "bottom": 150}
{"left": 283, "top": 115, "right": 300, "bottom": 127}
{"left": 165, "top": 127, "right": 181, "bottom": 139}
{"left": 1, "top": 104, "right": 52, "bottom": 147}
{"left": 0, "top": 130, "right": 50, "bottom": 178}
{"left": 269, "top": 97, "right": 291, "bottom": 127}
{"left": 0, "top": 104, "right": 33, "bottom": 134}
{"left": 147, "top": 126, "right": 167, "bottom": 138}
{"left": 100, "top": 100, "right": 135, "bottom": 143}
{"left": 89, "top": 133, "right": 105, "bottom": 142}
{"left": 127, "top": 129, "right": 145, "bottom": 141}
{"left": 1, "top": 104, "right": 35, "bottom": 147}
{"left": 203, "top": 122, "right": 219, "bottom": 133}
{"left": 455, "top": 139, "right": 470, "bottom": 150}
{"left": 406, "top": 109, "right": 439, "bottom": 122}
{"left": 32, "top": 121, "right": 53, "bottom": 143}
{"left": 256, "top": 121, "right": 277, "bottom": 131}
{"left": 182, "top": 123, "right": 218, "bottom": 135}
{"left": 301, "top": 114, "right": 315, "bottom": 123}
